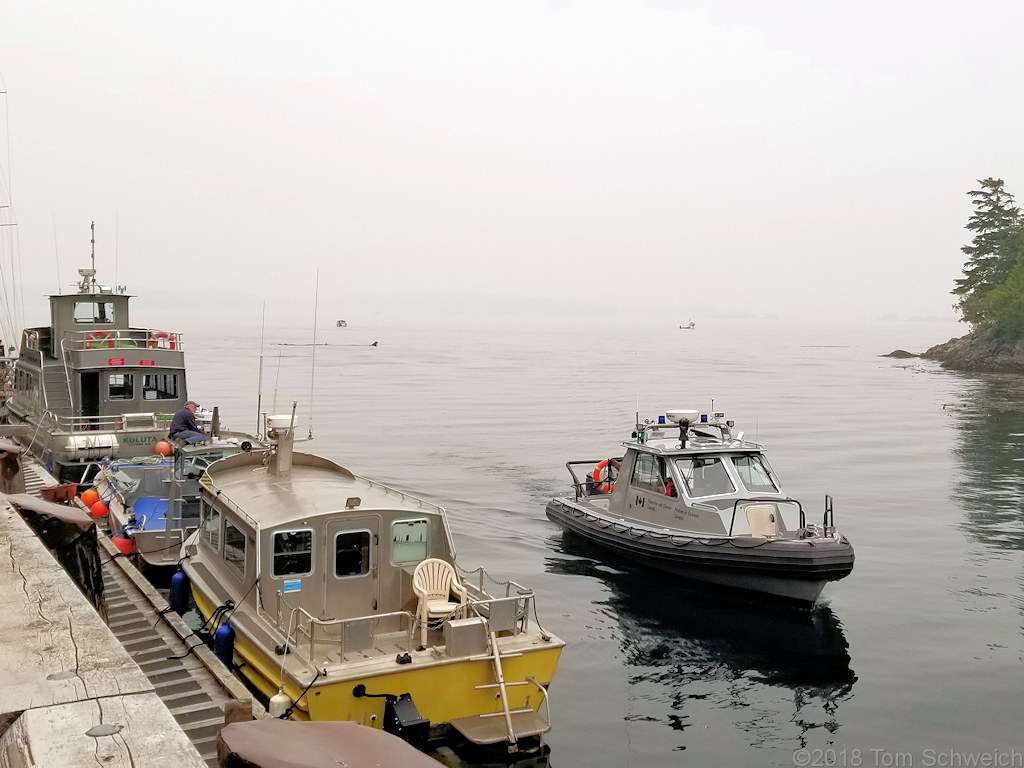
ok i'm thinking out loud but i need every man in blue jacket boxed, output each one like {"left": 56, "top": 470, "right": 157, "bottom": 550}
{"left": 169, "top": 400, "right": 205, "bottom": 444}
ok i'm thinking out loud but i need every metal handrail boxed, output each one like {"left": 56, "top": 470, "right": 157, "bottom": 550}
{"left": 62, "top": 328, "right": 185, "bottom": 352}
{"left": 285, "top": 606, "right": 415, "bottom": 669}
{"left": 727, "top": 496, "right": 805, "bottom": 536}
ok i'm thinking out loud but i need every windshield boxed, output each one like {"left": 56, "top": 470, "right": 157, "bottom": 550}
{"left": 732, "top": 454, "right": 779, "bottom": 493}
{"left": 675, "top": 456, "right": 736, "bottom": 497}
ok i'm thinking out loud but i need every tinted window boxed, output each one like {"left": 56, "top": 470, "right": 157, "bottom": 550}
{"left": 143, "top": 373, "right": 179, "bottom": 401}
{"left": 224, "top": 520, "right": 246, "bottom": 577}
{"left": 202, "top": 506, "right": 220, "bottom": 550}
{"left": 74, "top": 300, "right": 115, "bottom": 324}
{"left": 335, "top": 531, "right": 370, "bottom": 577}
{"left": 274, "top": 530, "right": 313, "bottom": 577}
{"left": 108, "top": 373, "right": 134, "bottom": 400}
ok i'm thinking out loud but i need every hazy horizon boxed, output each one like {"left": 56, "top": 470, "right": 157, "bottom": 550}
{"left": 2, "top": 1, "right": 1021, "bottom": 345}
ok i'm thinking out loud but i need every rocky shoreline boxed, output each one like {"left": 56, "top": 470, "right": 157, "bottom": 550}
{"left": 886, "top": 330, "right": 1024, "bottom": 373}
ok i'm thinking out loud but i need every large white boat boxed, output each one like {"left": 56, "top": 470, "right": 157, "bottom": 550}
{"left": 546, "top": 409, "right": 854, "bottom": 602}
{"left": 178, "top": 413, "right": 564, "bottom": 751}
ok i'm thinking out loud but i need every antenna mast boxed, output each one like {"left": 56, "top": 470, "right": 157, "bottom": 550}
{"left": 308, "top": 269, "right": 319, "bottom": 439}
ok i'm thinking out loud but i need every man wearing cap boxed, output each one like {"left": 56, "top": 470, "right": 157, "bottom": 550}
{"left": 169, "top": 400, "right": 205, "bottom": 444}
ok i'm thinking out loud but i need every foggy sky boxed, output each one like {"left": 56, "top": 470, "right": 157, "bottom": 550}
{"left": 1, "top": 1, "right": 1021, "bottom": 336}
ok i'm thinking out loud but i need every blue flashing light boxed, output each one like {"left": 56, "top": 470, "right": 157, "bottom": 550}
{"left": 700, "top": 413, "right": 708, "bottom": 423}
{"left": 658, "top": 415, "right": 666, "bottom": 424}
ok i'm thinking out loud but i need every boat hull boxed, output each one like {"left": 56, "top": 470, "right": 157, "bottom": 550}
{"left": 190, "top": 576, "right": 562, "bottom": 734}
{"left": 546, "top": 497, "right": 854, "bottom": 602}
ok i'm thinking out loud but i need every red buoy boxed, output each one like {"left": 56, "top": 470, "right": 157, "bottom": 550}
{"left": 112, "top": 535, "right": 135, "bottom": 554}
{"left": 81, "top": 488, "right": 100, "bottom": 506}
{"left": 90, "top": 501, "right": 109, "bottom": 518}
{"left": 154, "top": 441, "right": 172, "bottom": 456}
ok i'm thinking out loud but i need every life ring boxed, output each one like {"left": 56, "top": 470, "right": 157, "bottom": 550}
{"left": 593, "top": 459, "right": 618, "bottom": 493}
{"left": 86, "top": 331, "right": 113, "bottom": 349}
{"left": 147, "top": 331, "right": 176, "bottom": 350}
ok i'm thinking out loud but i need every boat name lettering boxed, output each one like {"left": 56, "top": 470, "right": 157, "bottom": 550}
{"left": 282, "top": 580, "right": 302, "bottom": 593}
{"left": 123, "top": 436, "right": 156, "bottom": 444}
{"left": 107, "top": 358, "right": 125, "bottom": 366}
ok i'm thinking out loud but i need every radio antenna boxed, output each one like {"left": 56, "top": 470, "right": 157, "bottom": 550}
{"left": 307, "top": 269, "right": 319, "bottom": 439}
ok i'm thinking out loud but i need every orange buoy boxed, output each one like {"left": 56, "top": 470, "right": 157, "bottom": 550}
{"left": 112, "top": 535, "right": 135, "bottom": 554}
{"left": 80, "top": 488, "right": 100, "bottom": 506}
{"left": 90, "top": 501, "right": 109, "bottom": 518}
{"left": 154, "top": 441, "right": 172, "bottom": 456}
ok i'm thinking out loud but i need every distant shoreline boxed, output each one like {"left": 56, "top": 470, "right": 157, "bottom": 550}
{"left": 887, "top": 330, "right": 1024, "bottom": 373}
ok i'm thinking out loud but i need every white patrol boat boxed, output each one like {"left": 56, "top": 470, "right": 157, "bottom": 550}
{"left": 177, "top": 412, "right": 563, "bottom": 752}
{"left": 546, "top": 409, "right": 854, "bottom": 602}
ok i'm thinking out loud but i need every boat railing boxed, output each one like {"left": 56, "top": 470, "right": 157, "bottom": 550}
{"left": 38, "top": 409, "right": 175, "bottom": 433}
{"left": 284, "top": 605, "right": 416, "bottom": 669}
{"left": 62, "top": 328, "right": 185, "bottom": 352}
{"left": 359, "top": 475, "right": 458, "bottom": 556}
{"left": 565, "top": 458, "right": 624, "bottom": 500}
{"left": 457, "top": 565, "right": 559, "bottom": 640}
{"left": 727, "top": 497, "right": 805, "bottom": 536}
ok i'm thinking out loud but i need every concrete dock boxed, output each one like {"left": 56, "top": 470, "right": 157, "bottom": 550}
{"left": 0, "top": 498, "right": 209, "bottom": 767}
{"left": 0, "top": 453, "right": 260, "bottom": 766}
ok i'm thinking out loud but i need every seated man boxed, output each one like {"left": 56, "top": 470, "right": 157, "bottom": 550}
{"left": 169, "top": 400, "right": 205, "bottom": 444}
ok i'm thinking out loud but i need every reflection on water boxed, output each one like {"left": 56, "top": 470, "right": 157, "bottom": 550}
{"left": 548, "top": 533, "right": 856, "bottom": 750}
{"left": 948, "top": 374, "right": 1024, "bottom": 551}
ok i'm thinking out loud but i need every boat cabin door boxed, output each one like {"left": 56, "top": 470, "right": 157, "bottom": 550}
{"left": 323, "top": 517, "right": 379, "bottom": 619}
{"left": 81, "top": 371, "right": 100, "bottom": 418}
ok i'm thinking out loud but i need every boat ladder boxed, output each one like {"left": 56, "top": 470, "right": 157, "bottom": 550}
{"left": 448, "top": 630, "right": 551, "bottom": 750}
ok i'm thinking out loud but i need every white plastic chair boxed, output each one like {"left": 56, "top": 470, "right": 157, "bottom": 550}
{"left": 412, "top": 558, "right": 467, "bottom": 648}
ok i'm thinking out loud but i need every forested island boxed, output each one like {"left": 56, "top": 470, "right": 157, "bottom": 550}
{"left": 904, "top": 178, "right": 1024, "bottom": 372}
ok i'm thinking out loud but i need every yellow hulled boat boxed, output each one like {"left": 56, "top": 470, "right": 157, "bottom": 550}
{"left": 179, "top": 414, "right": 563, "bottom": 751}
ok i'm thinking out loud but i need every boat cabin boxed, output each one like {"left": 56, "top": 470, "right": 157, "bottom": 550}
{"left": 3, "top": 266, "right": 190, "bottom": 480}
{"left": 192, "top": 448, "right": 458, "bottom": 635}
{"left": 568, "top": 410, "right": 807, "bottom": 537}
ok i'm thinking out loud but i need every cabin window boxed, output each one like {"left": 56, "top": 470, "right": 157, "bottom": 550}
{"left": 74, "top": 300, "right": 115, "bottom": 324}
{"left": 630, "top": 453, "right": 664, "bottom": 492}
{"left": 108, "top": 373, "right": 134, "bottom": 400}
{"left": 675, "top": 456, "right": 736, "bottom": 497}
{"left": 732, "top": 455, "right": 779, "bottom": 493}
{"left": 391, "top": 520, "right": 428, "bottom": 565}
{"left": 335, "top": 531, "right": 370, "bottom": 577}
{"left": 202, "top": 506, "right": 221, "bottom": 550}
{"left": 143, "top": 373, "right": 179, "bottom": 401}
{"left": 223, "top": 520, "right": 246, "bottom": 577}
{"left": 273, "top": 530, "right": 313, "bottom": 577}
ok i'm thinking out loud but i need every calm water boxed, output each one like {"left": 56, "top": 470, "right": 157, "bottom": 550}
{"left": 184, "top": 317, "right": 1023, "bottom": 767}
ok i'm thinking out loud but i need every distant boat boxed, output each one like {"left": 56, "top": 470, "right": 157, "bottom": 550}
{"left": 336, "top": 320, "right": 348, "bottom": 327}
{"left": 679, "top": 319, "right": 696, "bottom": 330}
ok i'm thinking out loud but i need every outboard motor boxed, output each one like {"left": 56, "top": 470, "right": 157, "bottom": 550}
{"left": 384, "top": 693, "right": 429, "bottom": 749}
{"left": 352, "top": 684, "right": 430, "bottom": 748}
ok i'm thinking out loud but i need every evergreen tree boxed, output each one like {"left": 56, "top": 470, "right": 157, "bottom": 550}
{"left": 952, "top": 178, "right": 1022, "bottom": 326}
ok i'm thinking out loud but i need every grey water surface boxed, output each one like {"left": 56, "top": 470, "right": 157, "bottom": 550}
{"left": 184, "top": 317, "right": 1023, "bottom": 768}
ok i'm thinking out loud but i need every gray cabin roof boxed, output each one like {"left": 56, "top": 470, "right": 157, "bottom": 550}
{"left": 203, "top": 450, "right": 446, "bottom": 531}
